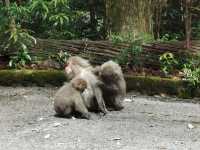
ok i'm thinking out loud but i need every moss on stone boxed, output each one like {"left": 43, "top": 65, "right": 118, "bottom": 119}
{"left": 0, "top": 70, "right": 197, "bottom": 98}
{"left": 0, "top": 69, "right": 67, "bottom": 86}
{"left": 125, "top": 75, "right": 193, "bottom": 98}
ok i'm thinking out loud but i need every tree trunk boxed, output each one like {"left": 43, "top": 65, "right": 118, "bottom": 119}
{"left": 3, "top": 0, "right": 16, "bottom": 32}
{"left": 185, "top": 0, "right": 192, "bottom": 49}
{"left": 4, "top": 0, "right": 10, "bottom": 6}
{"left": 154, "top": 0, "right": 167, "bottom": 39}
{"left": 89, "top": 0, "right": 97, "bottom": 33}
{"left": 105, "top": 0, "right": 159, "bottom": 38}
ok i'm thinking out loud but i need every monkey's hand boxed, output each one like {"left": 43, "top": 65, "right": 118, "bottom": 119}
{"left": 99, "top": 111, "right": 108, "bottom": 118}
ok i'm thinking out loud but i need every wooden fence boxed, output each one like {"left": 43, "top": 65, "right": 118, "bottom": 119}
{"left": 16, "top": 39, "right": 200, "bottom": 69}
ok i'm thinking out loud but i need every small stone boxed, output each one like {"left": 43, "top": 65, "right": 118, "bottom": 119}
{"left": 72, "top": 116, "right": 76, "bottom": 120}
{"left": 32, "top": 128, "right": 40, "bottom": 133}
{"left": 124, "top": 98, "right": 133, "bottom": 102}
{"left": 23, "top": 95, "right": 28, "bottom": 99}
{"left": 187, "top": 123, "right": 194, "bottom": 129}
{"left": 112, "top": 137, "right": 121, "bottom": 141}
{"left": 154, "top": 95, "right": 161, "bottom": 98}
{"left": 44, "top": 134, "right": 51, "bottom": 139}
{"left": 160, "top": 93, "right": 166, "bottom": 97}
{"left": 37, "top": 117, "right": 44, "bottom": 121}
{"left": 116, "top": 141, "right": 121, "bottom": 145}
{"left": 53, "top": 122, "right": 62, "bottom": 127}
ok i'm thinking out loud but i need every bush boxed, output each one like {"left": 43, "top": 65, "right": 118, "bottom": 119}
{"left": 182, "top": 55, "right": 200, "bottom": 88}
{"left": 159, "top": 52, "right": 178, "bottom": 75}
{"left": 49, "top": 50, "right": 71, "bottom": 68}
{"left": 113, "top": 33, "right": 153, "bottom": 67}
{"left": 9, "top": 47, "right": 32, "bottom": 69}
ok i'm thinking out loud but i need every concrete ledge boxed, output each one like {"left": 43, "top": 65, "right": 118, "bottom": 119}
{"left": 125, "top": 75, "right": 195, "bottom": 98}
{"left": 0, "top": 70, "right": 66, "bottom": 86}
{"left": 0, "top": 70, "right": 197, "bottom": 98}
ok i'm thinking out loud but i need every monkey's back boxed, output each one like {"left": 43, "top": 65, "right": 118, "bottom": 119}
{"left": 54, "top": 83, "right": 83, "bottom": 115}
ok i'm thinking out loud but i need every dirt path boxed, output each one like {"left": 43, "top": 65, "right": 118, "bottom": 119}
{"left": 0, "top": 86, "right": 200, "bottom": 150}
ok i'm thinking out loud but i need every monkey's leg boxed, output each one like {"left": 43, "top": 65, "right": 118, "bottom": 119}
{"left": 54, "top": 105, "right": 72, "bottom": 118}
{"left": 113, "top": 95, "right": 124, "bottom": 111}
{"left": 93, "top": 87, "right": 108, "bottom": 115}
{"left": 63, "top": 107, "right": 73, "bottom": 118}
{"left": 74, "top": 100, "right": 91, "bottom": 119}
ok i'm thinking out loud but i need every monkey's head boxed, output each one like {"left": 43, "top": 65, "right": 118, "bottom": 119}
{"left": 71, "top": 78, "right": 87, "bottom": 92}
{"left": 65, "top": 56, "right": 91, "bottom": 80}
{"left": 100, "top": 68, "right": 118, "bottom": 82}
{"left": 100, "top": 61, "right": 122, "bottom": 82}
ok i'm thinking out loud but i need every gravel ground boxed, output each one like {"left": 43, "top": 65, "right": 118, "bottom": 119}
{"left": 0, "top": 86, "right": 200, "bottom": 150}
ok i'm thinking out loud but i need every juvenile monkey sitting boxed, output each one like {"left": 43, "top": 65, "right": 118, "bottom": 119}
{"left": 54, "top": 76, "right": 107, "bottom": 119}
{"left": 54, "top": 78, "right": 90, "bottom": 119}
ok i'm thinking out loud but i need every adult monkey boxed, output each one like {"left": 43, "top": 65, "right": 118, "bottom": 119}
{"left": 93, "top": 61, "right": 126, "bottom": 111}
{"left": 65, "top": 56, "right": 93, "bottom": 80}
{"left": 65, "top": 56, "right": 108, "bottom": 115}
{"left": 65, "top": 56, "right": 126, "bottom": 111}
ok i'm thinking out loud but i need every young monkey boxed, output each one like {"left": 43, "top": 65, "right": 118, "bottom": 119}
{"left": 54, "top": 78, "right": 90, "bottom": 119}
{"left": 54, "top": 76, "right": 107, "bottom": 119}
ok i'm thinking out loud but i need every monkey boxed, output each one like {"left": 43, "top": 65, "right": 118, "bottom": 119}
{"left": 54, "top": 76, "right": 107, "bottom": 119}
{"left": 64, "top": 56, "right": 108, "bottom": 114}
{"left": 64, "top": 56, "right": 126, "bottom": 111}
{"left": 54, "top": 78, "right": 90, "bottom": 119}
{"left": 92, "top": 60, "right": 126, "bottom": 111}
{"left": 64, "top": 56, "right": 92, "bottom": 80}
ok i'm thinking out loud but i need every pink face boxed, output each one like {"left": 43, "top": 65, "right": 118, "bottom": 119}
{"left": 64, "top": 61, "right": 75, "bottom": 80}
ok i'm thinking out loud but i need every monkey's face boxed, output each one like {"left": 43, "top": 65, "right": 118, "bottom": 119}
{"left": 100, "top": 66, "right": 119, "bottom": 82}
{"left": 65, "top": 63, "right": 75, "bottom": 80}
{"left": 65, "top": 57, "right": 89, "bottom": 80}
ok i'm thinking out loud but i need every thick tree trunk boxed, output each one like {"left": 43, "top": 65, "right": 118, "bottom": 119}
{"left": 105, "top": 0, "right": 157, "bottom": 38}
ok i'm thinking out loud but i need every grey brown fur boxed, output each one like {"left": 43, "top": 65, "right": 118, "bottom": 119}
{"left": 64, "top": 56, "right": 108, "bottom": 115}
{"left": 54, "top": 78, "right": 90, "bottom": 119}
{"left": 65, "top": 56, "right": 126, "bottom": 111}
{"left": 93, "top": 60, "right": 126, "bottom": 110}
